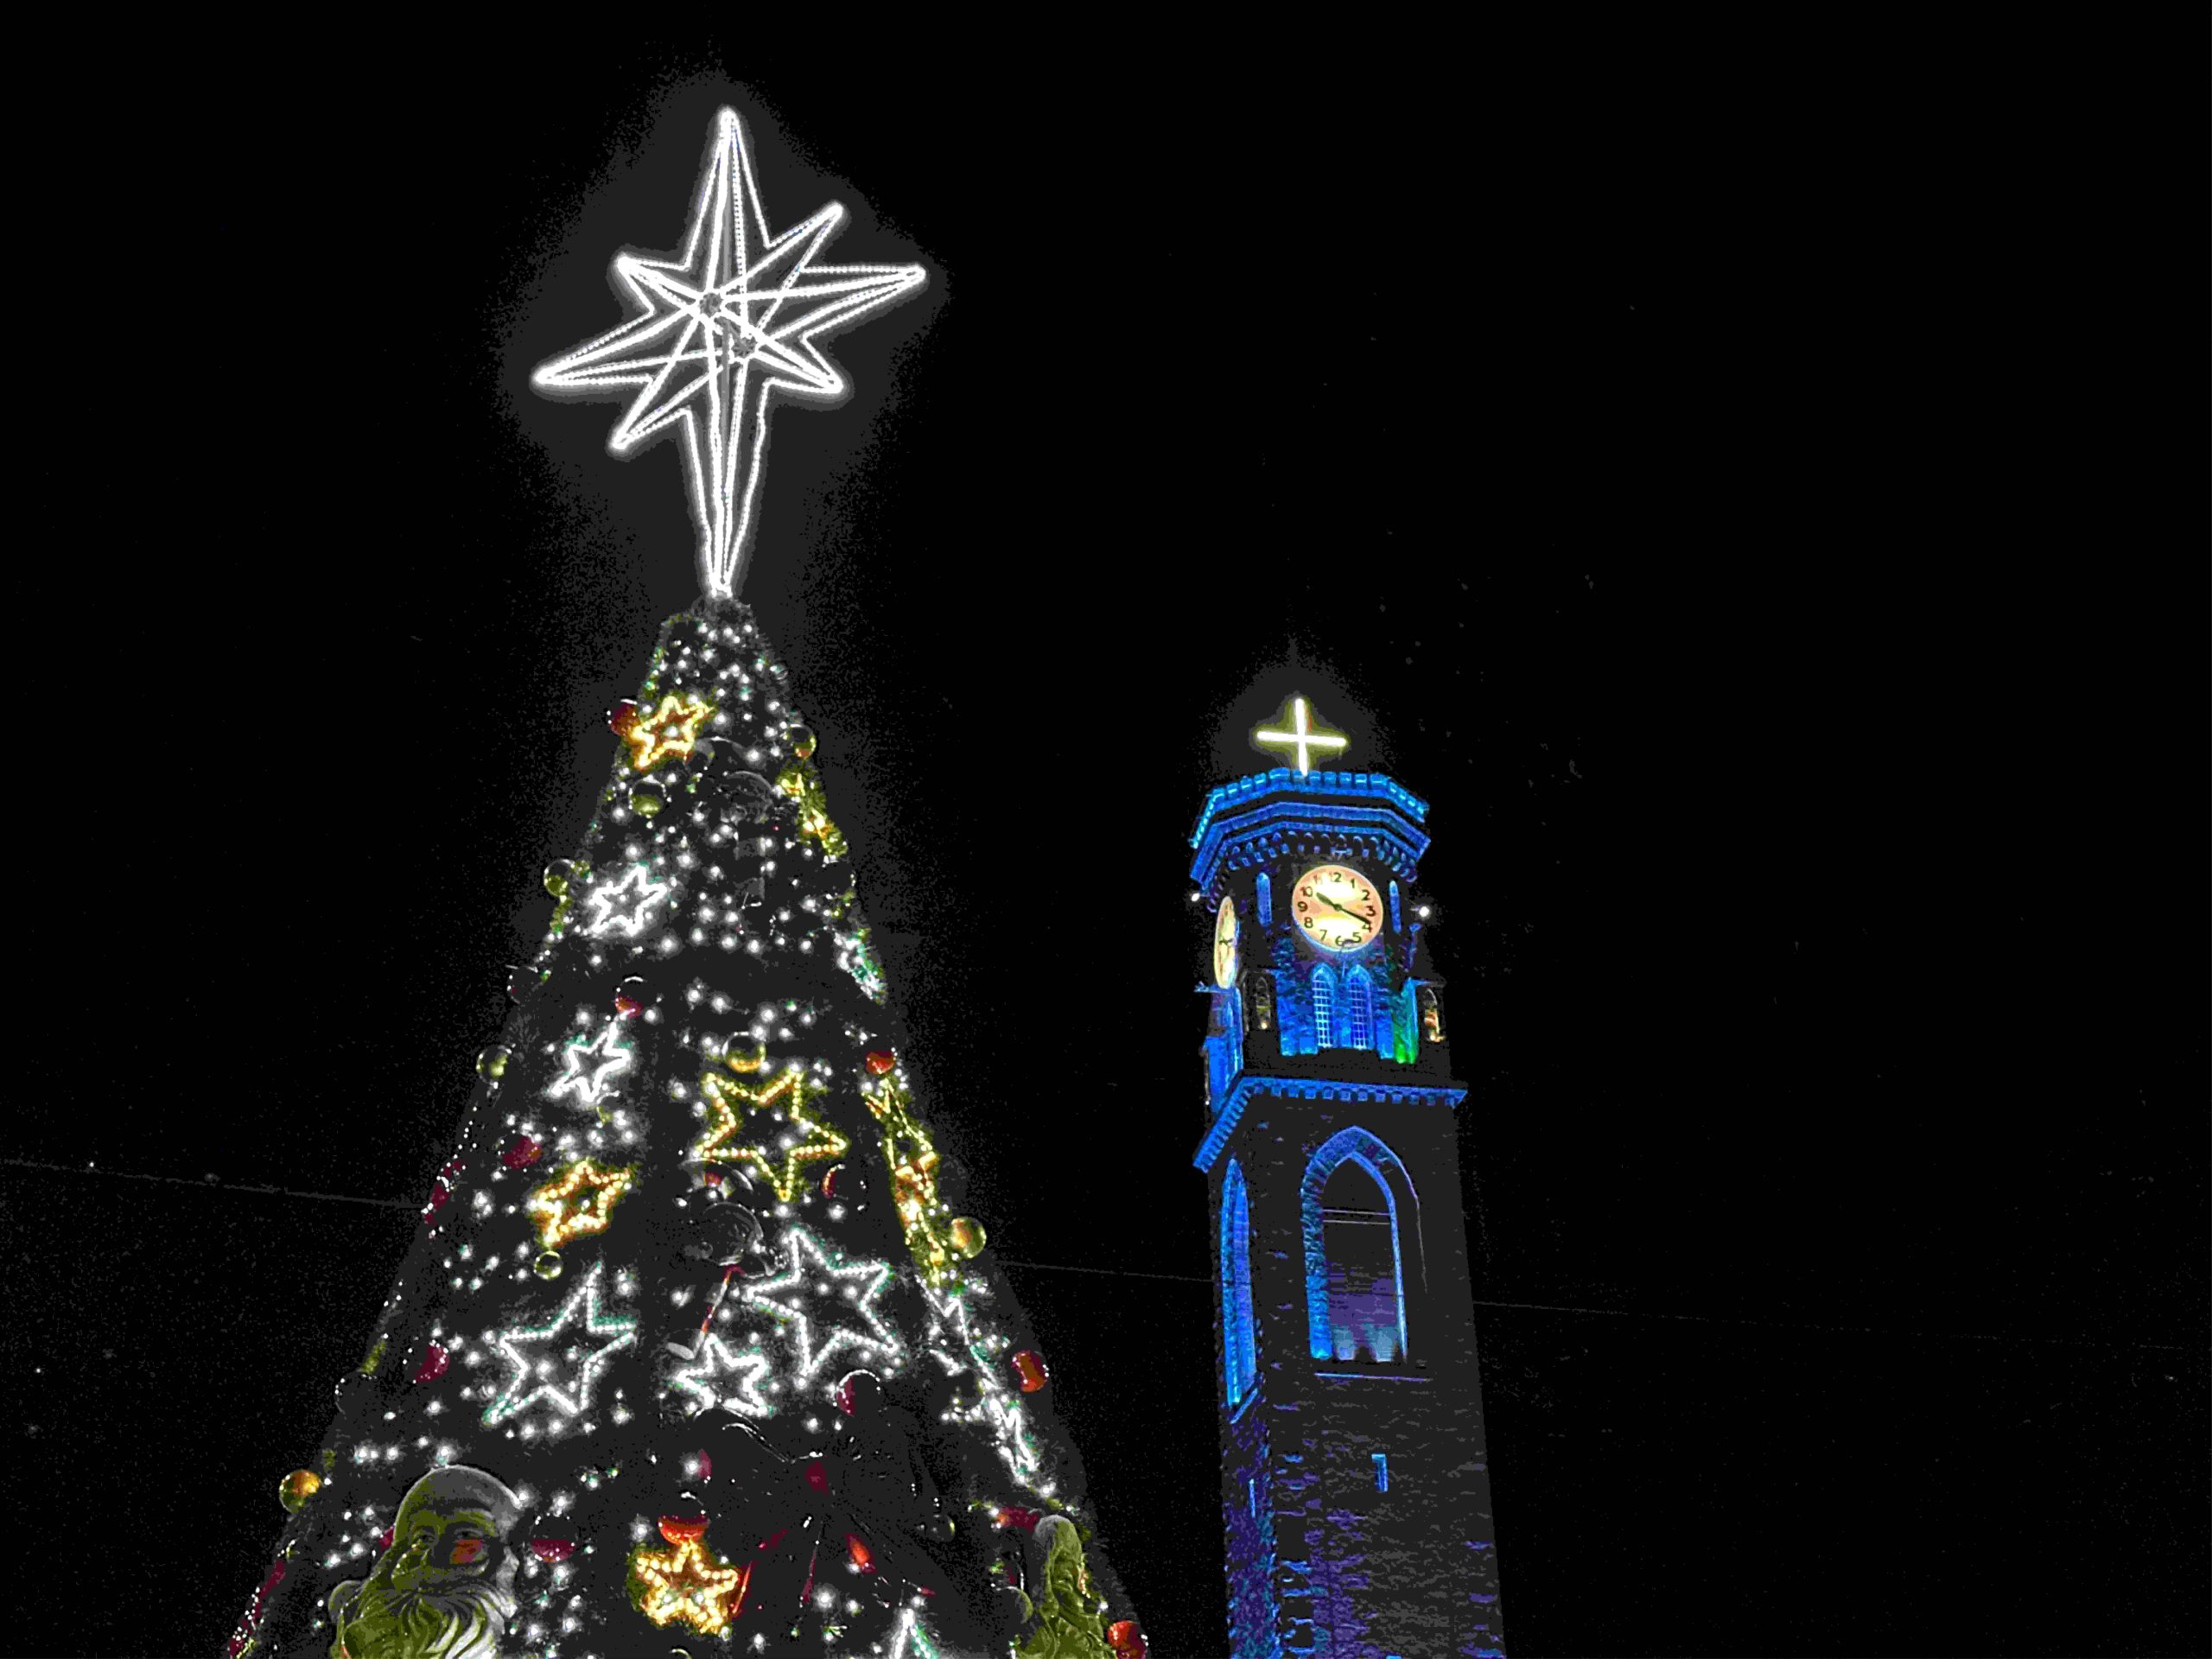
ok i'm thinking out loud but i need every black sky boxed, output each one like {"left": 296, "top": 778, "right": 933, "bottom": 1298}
{"left": 6, "top": 39, "right": 2205, "bottom": 1659}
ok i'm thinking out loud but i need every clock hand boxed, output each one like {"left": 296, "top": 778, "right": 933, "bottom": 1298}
{"left": 1316, "top": 893, "right": 1368, "bottom": 925}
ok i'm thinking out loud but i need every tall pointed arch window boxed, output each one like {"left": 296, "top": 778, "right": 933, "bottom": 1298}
{"left": 1311, "top": 964, "right": 1338, "bottom": 1049}
{"left": 1301, "top": 1127, "right": 1421, "bottom": 1364}
{"left": 1344, "top": 966, "right": 1374, "bottom": 1051}
{"left": 1220, "top": 1160, "right": 1258, "bottom": 1409}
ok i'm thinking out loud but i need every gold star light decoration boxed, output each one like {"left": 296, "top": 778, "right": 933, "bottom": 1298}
{"left": 627, "top": 1526, "right": 747, "bottom": 1633}
{"left": 773, "top": 755, "right": 847, "bottom": 859}
{"left": 626, "top": 691, "right": 715, "bottom": 772}
{"left": 526, "top": 1157, "right": 638, "bottom": 1249}
{"left": 861, "top": 1068, "right": 953, "bottom": 1286}
{"left": 691, "top": 1061, "right": 849, "bottom": 1201}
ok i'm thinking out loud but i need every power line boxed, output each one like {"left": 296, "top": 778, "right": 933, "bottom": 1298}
{"left": 5, "top": 1157, "right": 2190, "bottom": 1355}
{"left": 3, "top": 1156, "right": 418, "bottom": 1211}
{"left": 1461, "top": 1296, "right": 2200, "bottom": 1355}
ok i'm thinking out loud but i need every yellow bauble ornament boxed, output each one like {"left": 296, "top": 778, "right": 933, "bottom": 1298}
{"left": 477, "top": 1046, "right": 511, "bottom": 1083}
{"left": 534, "top": 1250, "right": 563, "bottom": 1281}
{"left": 630, "top": 788, "right": 664, "bottom": 818}
{"left": 949, "top": 1217, "right": 988, "bottom": 1258}
{"left": 278, "top": 1469, "right": 322, "bottom": 1512}
{"left": 787, "top": 725, "right": 817, "bottom": 759}
{"left": 543, "top": 859, "right": 577, "bottom": 899}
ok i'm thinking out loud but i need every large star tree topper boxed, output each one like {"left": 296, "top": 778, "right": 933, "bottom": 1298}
{"left": 532, "top": 109, "right": 926, "bottom": 598}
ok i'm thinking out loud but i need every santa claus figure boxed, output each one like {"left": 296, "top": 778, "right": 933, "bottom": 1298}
{"left": 325, "top": 1465, "right": 524, "bottom": 1659}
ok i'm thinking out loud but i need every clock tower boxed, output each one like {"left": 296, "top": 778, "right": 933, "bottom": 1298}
{"left": 1194, "top": 702, "right": 1506, "bottom": 1658}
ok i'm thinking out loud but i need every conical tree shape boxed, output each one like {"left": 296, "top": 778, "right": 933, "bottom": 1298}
{"left": 230, "top": 597, "right": 1147, "bottom": 1659}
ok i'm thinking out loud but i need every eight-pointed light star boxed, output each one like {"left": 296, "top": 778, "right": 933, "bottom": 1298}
{"left": 531, "top": 109, "right": 926, "bottom": 598}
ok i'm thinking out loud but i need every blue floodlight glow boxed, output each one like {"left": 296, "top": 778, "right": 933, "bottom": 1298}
{"left": 1220, "top": 1161, "right": 1258, "bottom": 1410}
{"left": 1187, "top": 771, "right": 1432, "bottom": 896}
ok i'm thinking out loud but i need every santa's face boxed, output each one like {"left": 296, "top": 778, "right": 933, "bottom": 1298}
{"left": 388, "top": 1503, "right": 500, "bottom": 1592}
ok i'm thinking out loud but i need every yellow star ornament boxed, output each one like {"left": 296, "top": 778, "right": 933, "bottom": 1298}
{"left": 693, "top": 1064, "right": 849, "bottom": 1202}
{"left": 773, "top": 756, "right": 848, "bottom": 858}
{"left": 627, "top": 1526, "right": 747, "bottom": 1633}
{"left": 525, "top": 1158, "right": 638, "bottom": 1249}
{"left": 626, "top": 691, "right": 715, "bottom": 772}
{"left": 862, "top": 1070, "right": 953, "bottom": 1285}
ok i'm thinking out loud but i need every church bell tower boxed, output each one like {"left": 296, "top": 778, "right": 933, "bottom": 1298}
{"left": 1194, "top": 700, "right": 1505, "bottom": 1659}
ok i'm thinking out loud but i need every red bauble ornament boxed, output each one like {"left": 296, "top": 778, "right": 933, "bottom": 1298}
{"left": 1011, "top": 1350, "right": 1050, "bottom": 1393}
{"left": 421, "top": 1185, "right": 450, "bottom": 1224}
{"left": 863, "top": 1050, "right": 897, "bottom": 1076}
{"left": 529, "top": 1514, "right": 578, "bottom": 1563}
{"left": 820, "top": 1164, "right": 849, "bottom": 1200}
{"left": 613, "top": 993, "right": 643, "bottom": 1018}
{"left": 608, "top": 699, "right": 640, "bottom": 738}
{"left": 658, "top": 1514, "right": 709, "bottom": 1545}
{"left": 502, "top": 1135, "right": 543, "bottom": 1171}
{"left": 411, "top": 1341, "right": 448, "bottom": 1384}
{"left": 993, "top": 1505, "right": 1040, "bottom": 1533}
{"left": 846, "top": 1533, "right": 876, "bottom": 1573}
{"left": 690, "top": 1449, "right": 714, "bottom": 1484}
{"left": 1108, "top": 1619, "right": 1148, "bottom": 1658}
{"left": 802, "top": 1458, "right": 830, "bottom": 1495}
{"left": 374, "top": 1525, "right": 394, "bottom": 1554}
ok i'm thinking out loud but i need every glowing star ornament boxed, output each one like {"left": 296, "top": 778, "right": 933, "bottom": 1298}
{"left": 546, "top": 1020, "right": 635, "bottom": 1113}
{"left": 693, "top": 1065, "right": 849, "bottom": 1202}
{"left": 733, "top": 1223, "right": 904, "bottom": 1383}
{"left": 525, "top": 1157, "right": 638, "bottom": 1249}
{"left": 482, "top": 1260, "right": 638, "bottom": 1426}
{"left": 532, "top": 107, "right": 928, "bottom": 599}
{"left": 627, "top": 1528, "right": 746, "bottom": 1634}
{"left": 623, "top": 690, "right": 715, "bottom": 773}
{"left": 861, "top": 1071, "right": 952, "bottom": 1284}
{"left": 1255, "top": 696, "right": 1349, "bottom": 775}
{"left": 582, "top": 861, "right": 675, "bottom": 938}
{"left": 667, "top": 1332, "right": 778, "bottom": 1419}
{"left": 775, "top": 757, "right": 848, "bottom": 859}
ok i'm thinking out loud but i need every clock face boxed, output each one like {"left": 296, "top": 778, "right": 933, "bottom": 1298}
{"left": 1292, "top": 864, "right": 1382, "bottom": 952}
{"left": 1213, "top": 895, "right": 1239, "bottom": 987}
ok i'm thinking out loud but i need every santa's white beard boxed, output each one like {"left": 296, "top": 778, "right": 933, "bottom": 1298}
{"left": 341, "top": 1574, "right": 517, "bottom": 1659}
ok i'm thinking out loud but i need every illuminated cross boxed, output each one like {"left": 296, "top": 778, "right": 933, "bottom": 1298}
{"left": 1255, "top": 697, "right": 1348, "bottom": 775}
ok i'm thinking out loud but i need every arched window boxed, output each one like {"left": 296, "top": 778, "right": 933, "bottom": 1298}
{"left": 1311, "top": 964, "right": 1338, "bottom": 1049}
{"left": 1301, "top": 1128, "right": 1421, "bottom": 1364}
{"left": 1344, "top": 966, "right": 1374, "bottom": 1051}
{"left": 1255, "top": 872, "right": 1273, "bottom": 928}
{"left": 1220, "top": 1160, "right": 1258, "bottom": 1409}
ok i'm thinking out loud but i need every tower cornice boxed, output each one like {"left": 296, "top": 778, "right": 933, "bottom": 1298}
{"left": 1187, "top": 769, "right": 1432, "bottom": 898}
{"left": 1194, "top": 1072, "right": 1468, "bottom": 1173}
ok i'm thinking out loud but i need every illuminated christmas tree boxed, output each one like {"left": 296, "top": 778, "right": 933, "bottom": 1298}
{"left": 230, "top": 109, "right": 1147, "bottom": 1659}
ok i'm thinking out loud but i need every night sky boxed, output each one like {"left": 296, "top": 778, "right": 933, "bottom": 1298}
{"left": 8, "top": 43, "right": 2204, "bottom": 1659}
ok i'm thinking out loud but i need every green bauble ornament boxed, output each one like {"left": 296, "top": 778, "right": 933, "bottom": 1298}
{"left": 534, "top": 1250, "right": 563, "bottom": 1281}
{"left": 543, "top": 859, "right": 577, "bottom": 899}
{"left": 786, "top": 724, "right": 817, "bottom": 759}
{"left": 629, "top": 788, "right": 664, "bottom": 818}
{"left": 476, "top": 1046, "right": 511, "bottom": 1083}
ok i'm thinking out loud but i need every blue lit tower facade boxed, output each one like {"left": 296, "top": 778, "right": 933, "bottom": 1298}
{"left": 1193, "top": 743, "right": 1505, "bottom": 1659}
